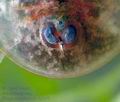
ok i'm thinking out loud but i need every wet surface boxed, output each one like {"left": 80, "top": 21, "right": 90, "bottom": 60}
{"left": 0, "top": 0, "right": 120, "bottom": 78}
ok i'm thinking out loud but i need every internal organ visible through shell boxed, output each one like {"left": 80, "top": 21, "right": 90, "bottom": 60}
{"left": 2, "top": 0, "right": 119, "bottom": 77}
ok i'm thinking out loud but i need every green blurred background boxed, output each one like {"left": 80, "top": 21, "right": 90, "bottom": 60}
{"left": 0, "top": 54, "right": 120, "bottom": 102}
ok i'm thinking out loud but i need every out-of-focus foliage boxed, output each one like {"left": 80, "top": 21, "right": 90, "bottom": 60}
{"left": 0, "top": 54, "right": 120, "bottom": 102}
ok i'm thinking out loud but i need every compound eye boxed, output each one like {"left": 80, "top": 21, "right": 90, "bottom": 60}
{"left": 62, "top": 25, "right": 77, "bottom": 44}
{"left": 42, "top": 25, "right": 58, "bottom": 45}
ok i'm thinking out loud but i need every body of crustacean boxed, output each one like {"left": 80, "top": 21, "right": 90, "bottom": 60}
{"left": 0, "top": 0, "right": 120, "bottom": 78}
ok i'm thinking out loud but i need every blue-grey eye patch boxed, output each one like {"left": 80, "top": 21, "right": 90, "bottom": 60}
{"left": 62, "top": 25, "right": 77, "bottom": 44}
{"left": 42, "top": 25, "right": 58, "bottom": 45}
{"left": 42, "top": 24, "right": 77, "bottom": 48}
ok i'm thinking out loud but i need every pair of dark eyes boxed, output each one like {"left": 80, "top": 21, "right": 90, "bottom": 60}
{"left": 42, "top": 25, "right": 77, "bottom": 45}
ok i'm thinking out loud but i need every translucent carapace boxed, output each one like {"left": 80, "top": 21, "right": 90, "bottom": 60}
{"left": 0, "top": 0, "right": 120, "bottom": 78}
